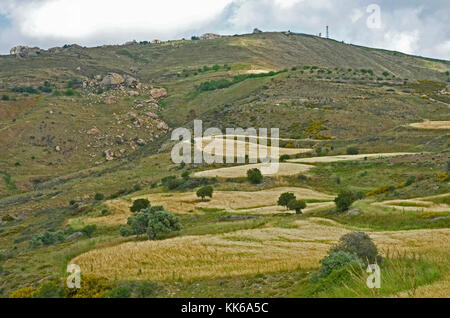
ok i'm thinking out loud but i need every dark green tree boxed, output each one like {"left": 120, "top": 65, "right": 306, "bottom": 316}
{"left": 247, "top": 168, "right": 263, "bottom": 184}
{"left": 278, "top": 193, "right": 296, "bottom": 209}
{"left": 287, "top": 199, "right": 307, "bottom": 214}
{"left": 130, "top": 199, "right": 150, "bottom": 213}
{"left": 196, "top": 186, "right": 213, "bottom": 201}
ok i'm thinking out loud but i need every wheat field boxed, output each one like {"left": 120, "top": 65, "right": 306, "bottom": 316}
{"left": 79, "top": 187, "right": 334, "bottom": 226}
{"left": 409, "top": 121, "right": 450, "bottom": 130}
{"left": 195, "top": 163, "right": 312, "bottom": 178}
{"left": 71, "top": 218, "right": 450, "bottom": 282}
{"left": 287, "top": 153, "right": 417, "bottom": 164}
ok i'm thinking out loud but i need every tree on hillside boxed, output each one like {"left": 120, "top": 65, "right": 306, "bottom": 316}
{"left": 346, "top": 147, "right": 359, "bottom": 155}
{"left": 147, "top": 210, "right": 182, "bottom": 240}
{"left": 120, "top": 208, "right": 181, "bottom": 240}
{"left": 334, "top": 190, "right": 357, "bottom": 212}
{"left": 278, "top": 192, "right": 296, "bottom": 210}
{"left": 130, "top": 199, "right": 150, "bottom": 213}
{"left": 247, "top": 168, "right": 263, "bottom": 184}
{"left": 287, "top": 199, "right": 307, "bottom": 214}
{"left": 197, "top": 186, "right": 213, "bottom": 201}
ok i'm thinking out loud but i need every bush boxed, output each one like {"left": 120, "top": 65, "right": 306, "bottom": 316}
{"left": 316, "top": 251, "right": 362, "bottom": 279}
{"left": 64, "top": 274, "right": 112, "bottom": 298}
{"left": 107, "top": 286, "right": 131, "bottom": 298}
{"left": 346, "top": 147, "right": 359, "bottom": 155}
{"left": 81, "top": 224, "right": 97, "bottom": 238}
{"left": 64, "top": 88, "right": 76, "bottom": 96}
{"left": 30, "top": 230, "right": 65, "bottom": 249}
{"left": 298, "top": 174, "right": 308, "bottom": 181}
{"left": 101, "top": 209, "right": 109, "bottom": 216}
{"left": 334, "top": 190, "right": 357, "bottom": 212}
{"left": 34, "top": 281, "right": 63, "bottom": 298}
{"left": 279, "top": 154, "right": 290, "bottom": 162}
{"left": 197, "top": 186, "right": 213, "bottom": 201}
{"left": 136, "top": 282, "right": 157, "bottom": 298}
{"left": 287, "top": 199, "right": 307, "bottom": 214}
{"left": 94, "top": 193, "right": 104, "bottom": 201}
{"left": 278, "top": 192, "right": 296, "bottom": 209}
{"left": 10, "top": 287, "right": 35, "bottom": 298}
{"left": 247, "top": 168, "right": 263, "bottom": 184}
{"left": 133, "top": 184, "right": 142, "bottom": 192}
{"left": 1, "top": 94, "right": 9, "bottom": 101}
{"left": 405, "top": 176, "right": 416, "bottom": 186}
{"left": 330, "top": 232, "right": 380, "bottom": 264}
{"left": 130, "top": 199, "right": 150, "bottom": 213}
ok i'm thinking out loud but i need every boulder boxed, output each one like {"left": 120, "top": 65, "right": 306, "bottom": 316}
{"left": 103, "top": 96, "right": 117, "bottom": 104}
{"left": 136, "top": 139, "right": 147, "bottom": 146}
{"left": 150, "top": 88, "right": 168, "bottom": 99}
{"left": 100, "top": 73, "right": 125, "bottom": 86}
{"left": 66, "top": 232, "right": 84, "bottom": 241}
{"left": 200, "top": 33, "right": 221, "bottom": 40}
{"left": 104, "top": 149, "right": 114, "bottom": 161}
{"left": 347, "top": 209, "right": 361, "bottom": 216}
{"left": 157, "top": 121, "right": 169, "bottom": 130}
{"left": 87, "top": 127, "right": 101, "bottom": 135}
{"left": 124, "top": 75, "right": 140, "bottom": 88}
{"left": 253, "top": 28, "right": 263, "bottom": 34}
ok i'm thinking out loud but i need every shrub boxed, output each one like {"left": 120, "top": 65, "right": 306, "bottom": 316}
{"left": 287, "top": 199, "right": 307, "bottom": 214}
{"left": 30, "top": 230, "right": 65, "bottom": 248}
{"left": 1, "top": 94, "right": 9, "bottom": 101}
{"left": 278, "top": 192, "right": 296, "bottom": 209}
{"left": 101, "top": 209, "right": 109, "bottom": 216}
{"left": 298, "top": 174, "right": 308, "bottom": 181}
{"left": 334, "top": 190, "right": 357, "bottom": 212}
{"left": 181, "top": 170, "right": 190, "bottom": 180}
{"left": 10, "top": 287, "right": 35, "bottom": 298}
{"left": 130, "top": 199, "right": 150, "bottom": 213}
{"left": 64, "top": 88, "right": 76, "bottom": 96}
{"left": 330, "top": 232, "right": 380, "bottom": 264}
{"left": 316, "top": 251, "right": 362, "bottom": 279}
{"left": 196, "top": 186, "right": 213, "bottom": 201}
{"left": 34, "top": 281, "right": 63, "bottom": 298}
{"left": 405, "top": 176, "right": 416, "bottom": 186}
{"left": 81, "top": 224, "right": 97, "bottom": 238}
{"left": 94, "top": 193, "right": 104, "bottom": 201}
{"left": 64, "top": 274, "right": 112, "bottom": 298}
{"left": 69, "top": 199, "right": 76, "bottom": 206}
{"left": 107, "top": 286, "right": 131, "bottom": 298}
{"left": 279, "top": 154, "right": 290, "bottom": 162}
{"left": 346, "top": 147, "right": 359, "bottom": 155}
{"left": 247, "top": 168, "right": 263, "bottom": 184}
{"left": 136, "top": 282, "right": 157, "bottom": 298}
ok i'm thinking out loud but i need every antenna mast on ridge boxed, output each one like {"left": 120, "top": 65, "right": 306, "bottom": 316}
{"left": 326, "top": 26, "right": 329, "bottom": 39}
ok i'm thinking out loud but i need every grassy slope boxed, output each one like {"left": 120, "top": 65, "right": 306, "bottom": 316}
{"left": 0, "top": 32, "right": 449, "bottom": 297}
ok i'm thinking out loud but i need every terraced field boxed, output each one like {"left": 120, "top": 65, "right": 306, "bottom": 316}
{"left": 194, "top": 163, "right": 312, "bottom": 178}
{"left": 71, "top": 218, "right": 450, "bottom": 281}
{"left": 409, "top": 121, "right": 450, "bottom": 130}
{"left": 288, "top": 153, "right": 418, "bottom": 164}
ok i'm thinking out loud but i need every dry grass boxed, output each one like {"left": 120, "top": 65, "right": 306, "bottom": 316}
{"left": 373, "top": 193, "right": 450, "bottom": 213}
{"left": 288, "top": 153, "right": 418, "bottom": 164}
{"left": 191, "top": 136, "right": 312, "bottom": 161}
{"left": 194, "top": 163, "right": 312, "bottom": 178}
{"left": 409, "top": 121, "right": 450, "bottom": 130}
{"left": 79, "top": 187, "right": 334, "bottom": 226}
{"left": 71, "top": 218, "right": 450, "bottom": 282}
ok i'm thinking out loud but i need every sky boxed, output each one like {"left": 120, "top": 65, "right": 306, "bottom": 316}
{"left": 0, "top": 0, "right": 449, "bottom": 59}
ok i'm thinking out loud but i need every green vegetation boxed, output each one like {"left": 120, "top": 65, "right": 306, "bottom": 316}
{"left": 278, "top": 192, "right": 296, "bottom": 209}
{"left": 130, "top": 199, "right": 150, "bottom": 213}
{"left": 247, "top": 168, "right": 263, "bottom": 184}
{"left": 334, "top": 190, "right": 358, "bottom": 212}
{"left": 196, "top": 186, "right": 214, "bottom": 201}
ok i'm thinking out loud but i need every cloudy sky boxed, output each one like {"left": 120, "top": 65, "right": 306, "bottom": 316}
{"left": 0, "top": 0, "right": 449, "bottom": 59}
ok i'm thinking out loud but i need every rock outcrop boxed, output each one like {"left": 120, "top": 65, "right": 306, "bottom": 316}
{"left": 200, "top": 33, "right": 221, "bottom": 40}
{"left": 10, "top": 46, "right": 42, "bottom": 58}
{"left": 101, "top": 73, "right": 125, "bottom": 86}
{"left": 150, "top": 88, "right": 168, "bottom": 99}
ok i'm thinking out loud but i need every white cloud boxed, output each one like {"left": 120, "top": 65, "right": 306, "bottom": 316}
{"left": 8, "top": 0, "right": 233, "bottom": 39}
{"left": 0, "top": 0, "right": 448, "bottom": 60}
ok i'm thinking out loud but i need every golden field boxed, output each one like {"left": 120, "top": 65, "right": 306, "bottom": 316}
{"left": 70, "top": 218, "right": 450, "bottom": 282}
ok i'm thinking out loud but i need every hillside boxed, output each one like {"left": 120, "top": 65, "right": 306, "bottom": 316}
{"left": 0, "top": 32, "right": 449, "bottom": 298}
